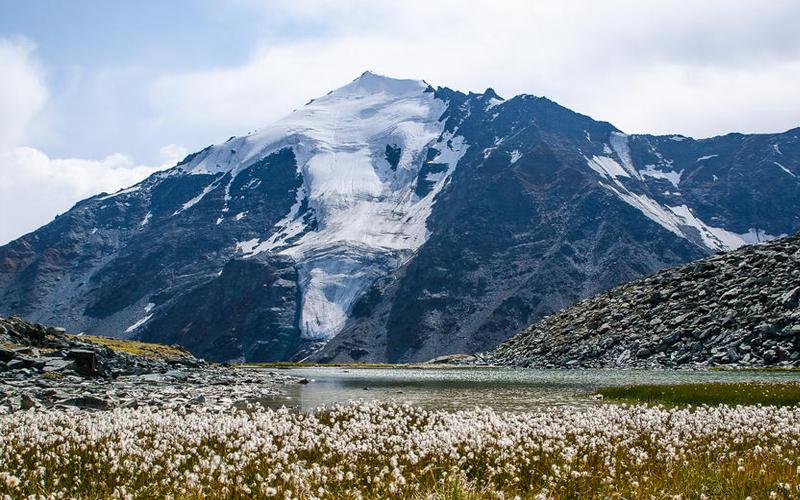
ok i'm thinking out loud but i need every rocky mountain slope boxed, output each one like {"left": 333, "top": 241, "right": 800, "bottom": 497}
{"left": 1, "top": 72, "right": 799, "bottom": 362}
{"left": 491, "top": 233, "right": 800, "bottom": 368}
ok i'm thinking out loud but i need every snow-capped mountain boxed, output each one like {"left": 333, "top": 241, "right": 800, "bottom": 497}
{"left": 1, "top": 72, "right": 799, "bottom": 362}
{"left": 175, "top": 73, "right": 464, "bottom": 343}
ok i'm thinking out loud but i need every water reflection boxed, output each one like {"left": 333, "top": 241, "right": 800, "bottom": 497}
{"left": 255, "top": 367, "right": 800, "bottom": 413}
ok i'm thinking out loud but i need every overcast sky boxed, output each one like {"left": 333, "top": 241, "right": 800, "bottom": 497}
{"left": 1, "top": 0, "right": 799, "bottom": 244}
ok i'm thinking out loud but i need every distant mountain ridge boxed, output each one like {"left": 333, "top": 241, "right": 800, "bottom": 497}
{"left": 491, "top": 232, "right": 800, "bottom": 368}
{"left": 1, "top": 72, "right": 798, "bottom": 362}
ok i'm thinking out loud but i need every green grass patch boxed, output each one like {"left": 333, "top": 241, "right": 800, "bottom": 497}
{"left": 709, "top": 366, "right": 800, "bottom": 373}
{"left": 599, "top": 382, "right": 800, "bottom": 406}
{"left": 73, "top": 335, "right": 189, "bottom": 359}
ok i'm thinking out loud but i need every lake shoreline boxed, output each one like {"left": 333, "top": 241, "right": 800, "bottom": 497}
{"left": 251, "top": 365, "right": 800, "bottom": 413}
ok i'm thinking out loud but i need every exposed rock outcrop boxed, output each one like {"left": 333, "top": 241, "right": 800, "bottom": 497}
{"left": 0, "top": 315, "right": 202, "bottom": 378}
{"left": 0, "top": 316, "right": 298, "bottom": 413}
{"left": 492, "top": 233, "right": 800, "bottom": 368}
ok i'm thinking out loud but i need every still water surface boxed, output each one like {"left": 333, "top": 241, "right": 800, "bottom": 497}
{"left": 257, "top": 367, "right": 800, "bottom": 412}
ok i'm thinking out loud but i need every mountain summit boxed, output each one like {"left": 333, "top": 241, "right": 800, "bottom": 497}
{"left": 1, "top": 73, "right": 798, "bottom": 362}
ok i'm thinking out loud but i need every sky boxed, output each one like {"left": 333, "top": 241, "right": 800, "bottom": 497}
{"left": 1, "top": 0, "right": 799, "bottom": 244}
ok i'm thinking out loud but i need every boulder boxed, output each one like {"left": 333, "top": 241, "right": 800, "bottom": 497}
{"left": 0, "top": 346, "right": 15, "bottom": 363}
{"left": 43, "top": 358, "right": 77, "bottom": 373}
{"left": 762, "top": 349, "right": 778, "bottom": 364}
{"left": 65, "top": 349, "right": 99, "bottom": 376}
{"left": 20, "top": 394, "right": 39, "bottom": 410}
{"left": 164, "top": 370, "right": 189, "bottom": 381}
{"left": 59, "top": 395, "right": 111, "bottom": 410}
{"left": 13, "top": 347, "right": 40, "bottom": 357}
{"left": 7, "top": 357, "right": 42, "bottom": 371}
{"left": 780, "top": 287, "right": 800, "bottom": 307}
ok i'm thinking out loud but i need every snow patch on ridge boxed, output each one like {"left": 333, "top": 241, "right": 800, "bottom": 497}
{"left": 600, "top": 180, "right": 777, "bottom": 252}
{"left": 173, "top": 179, "right": 221, "bottom": 215}
{"left": 600, "top": 182, "right": 684, "bottom": 237}
{"left": 666, "top": 205, "right": 746, "bottom": 251}
{"left": 586, "top": 155, "right": 631, "bottom": 180}
{"left": 486, "top": 97, "right": 504, "bottom": 110}
{"left": 98, "top": 185, "right": 141, "bottom": 201}
{"left": 640, "top": 164, "right": 683, "bottom": 188}
{"left": 235, "top": 238, "right": 260, "bottom": 254}
{"left": 773, "top": 161, "right": 796, "bottom": 177}
{"left": 125, "top": 314, "right": 153, "bottom": 334}
{"left": 609, "top": 132, "right": 640, "bottom": 178}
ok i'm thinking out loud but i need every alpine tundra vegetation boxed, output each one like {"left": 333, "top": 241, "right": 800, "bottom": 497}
{"left": 2, "top": 402, "right": 800, "bottom": 499}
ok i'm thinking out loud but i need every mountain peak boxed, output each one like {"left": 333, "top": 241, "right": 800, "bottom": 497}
{"left": 333, "top": 71, "right": 429, "bottom": 98}
{"left": 483, "top": 88, "right": 503, "bottom": 100}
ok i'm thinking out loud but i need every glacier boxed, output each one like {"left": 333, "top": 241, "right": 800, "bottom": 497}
{"left": 176, "top": 72, "right": 466, "bottom": 340}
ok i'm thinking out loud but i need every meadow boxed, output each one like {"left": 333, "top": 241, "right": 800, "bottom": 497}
{"left": 599, "top": 382, "right": 800, "bottom": 406}
{"left": 1, "top": 401, "right": 799, "bottom": 499}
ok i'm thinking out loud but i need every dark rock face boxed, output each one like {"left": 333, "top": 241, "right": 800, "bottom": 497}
{"left": 0, "top": 148, "right": 305, "bottom": 361}
{"left": 629, "top": 132, "right": 800, "bottom": 237}
{"left": 491, "top": 233, "right": 800, "bottom": 368}
{"left": 0, "top": 74, "right": 799, "bottom": 363}
{"left": 137, "top": 254, "right": 312, "bottom": 362}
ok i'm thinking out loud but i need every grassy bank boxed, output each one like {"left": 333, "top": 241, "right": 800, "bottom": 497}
{"left": 1, "top": 402, "right": 799, "bottom": 499}
{"left": 599, "top": 382, "right": 800, "bottom": 406}
{"left": 710, "top": 366, "right": 800, "bottom": 373}
{"left": 73, "top": 335, "right": 190, "bottom": 359}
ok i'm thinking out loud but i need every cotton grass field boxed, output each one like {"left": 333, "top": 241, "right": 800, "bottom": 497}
{"left": 1, "top": 401, "right": 800, "bottom": 499}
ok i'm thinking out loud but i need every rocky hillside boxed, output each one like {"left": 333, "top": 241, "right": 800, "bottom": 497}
{"left": 0, "top": 316, "right": 299, "bottom": 413}
{"left": 0, "top": 315, "right": 203, "bottom": 379}
{"left": 492, "top": 233, "right": 800, "bottom": 368}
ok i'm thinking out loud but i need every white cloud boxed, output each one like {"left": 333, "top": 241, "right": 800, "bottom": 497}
{"left": 0, "top": 38, "right": 47, "bottom": 150}
{"left": 0, "top": 147, "right": 166, "bottom": 244}
{"left": 0, "top": 38, "right": 182, "bottom": 244}
{"left": 149, "top": 0, "right": 800, "bottom": 139}
{"left": 158, "top": 144, "right": 189, "bottom": 166}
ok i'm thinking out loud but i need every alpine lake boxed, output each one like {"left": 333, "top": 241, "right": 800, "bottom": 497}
{"left": 255, "top": 366, "right": 800, "bottom": 412}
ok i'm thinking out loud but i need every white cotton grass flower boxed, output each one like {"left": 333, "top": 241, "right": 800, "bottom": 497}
{"left": 2, "top": 475, "right": 20, "bottom": 488}
{"left": 1, "top": 401, "right": 799, "bottom": 498}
